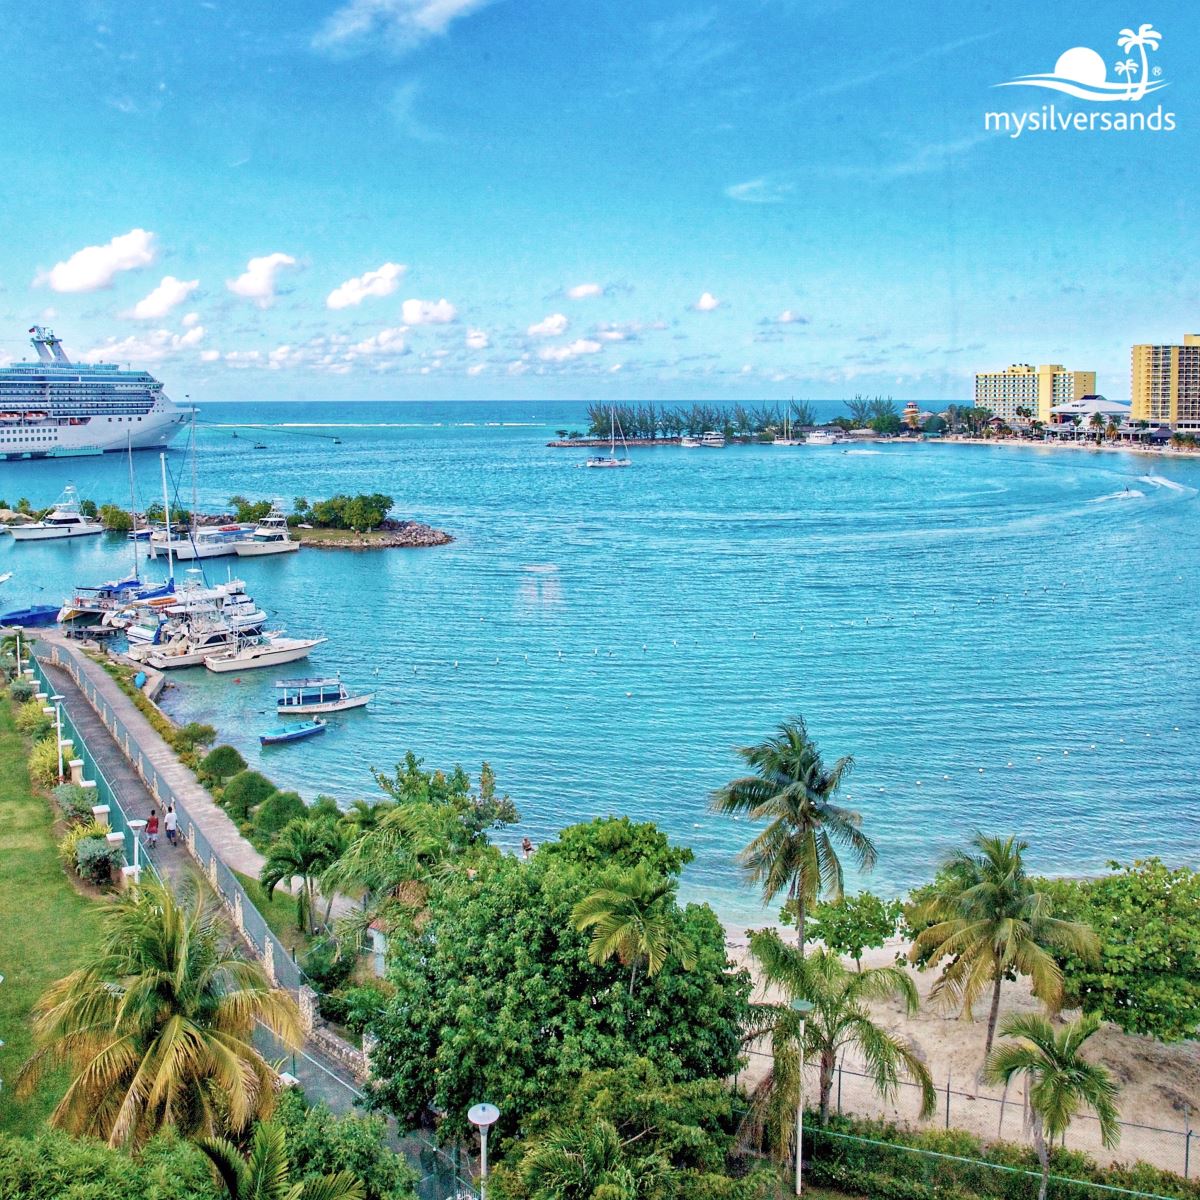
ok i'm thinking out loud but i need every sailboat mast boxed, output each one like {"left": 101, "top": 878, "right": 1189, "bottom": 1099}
{"left": 160, "top": 451, "right": 174, "bottom": 582}
{"left": 126, "top": 432, "right": 139, "bottom": 577}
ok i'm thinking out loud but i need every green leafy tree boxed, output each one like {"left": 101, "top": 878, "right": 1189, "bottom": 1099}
{"left": 908, "top": 834, "right": 1099, "bottom": 1063}
{"left": 221, "top": 769, "right": 277, "bottom": 821}
{"left": 175, "top": 721, "right": 217, "bottom": 752}
{"left": 572, "top": 864, "right": 697, "bottom": 995}
{"left": 18, "top": 882, "right": 301, "bottom": 1147}
{"left": 261, "top": 817, "right": 347, "bottom": 931}
{"left": 712, "top": 718, "right": 876, "bottom": 953}
{"left": 197, "top": 1122, "right": 363, "bottom": 1200}
{"left": 805, "top": 891, "right": 902, "bottom": 970}
{"left": 254, "top": 790, "right": 308, "bottom": 839}
{"left": 1040, "top": 859, "right": 1200, "bottom": 1041}
{"left": 200, "top": 744, "right": 248, "bottom": 785}
{"left": 986, "top": 1013, "right": 1120, "bottom": 1200}
{"left": 368, "top": 819, "right": 750, "bottom": 1139}
{"left": 746, "top": 931, "right": 934, "bottom": 1139}
{"left": 98, "top": 503, "right": 133, "bottom": 532}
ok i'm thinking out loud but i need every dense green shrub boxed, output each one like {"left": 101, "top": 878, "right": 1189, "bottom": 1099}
{"left": 173, "top": 721, "right": 216, "bottom": 753}
{"left": 253, "top": 789, "right": 307, "bottom": 838}
{"left": 321, "top": 984, "right": 391, "bottom": 1035}
{"left": 58, "top": 820, "right": 109, "bottom": 869}
{"left": 28, "top": 735, "right": 62, "bottom": 787}
{"left": 199, "top": 743, "right": 247, "bottom": 785}
{"left": 53, "top": 782, "right": 97, "bottom": 823}
{"left": 303, "top": 938, "right": 356, "bottom": 993}
{"left": 274, "top": 1089, "right": 417, "bottom": 1200}
{"left": 75, "top": 837, "right": 123, "bottom": 886}
{"left": 8, "top": 678, "right": 34, "bottom": 703}
{"left": 0, "top": 1127, "right": 218, "bottom": 1199}
{"left": 221, "top": 769, "right": 277, "bottom": 821}
{"left": 13, "top": 697, "right": 53, "bottom": 738}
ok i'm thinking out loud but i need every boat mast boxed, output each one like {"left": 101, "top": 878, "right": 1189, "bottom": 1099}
{"left": 126, "top": 432, "right": 139, "bottom": 578}
{"left": 159, "top": 452, "right": 174, "bottom": 583}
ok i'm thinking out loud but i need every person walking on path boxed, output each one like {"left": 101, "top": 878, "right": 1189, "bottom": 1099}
{"left": 164, "top": 805, "right": 178, "bottom": 846}
{"left": 146, "top": 810, "right": 159, "bottom": 849}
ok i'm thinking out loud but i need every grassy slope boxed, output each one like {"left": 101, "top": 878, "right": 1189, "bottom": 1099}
{"left": 234, "top": 869, "right": 312, "bottom": 958}
{"left": 0, "top": 697, "right": 104, "bottom": 1136}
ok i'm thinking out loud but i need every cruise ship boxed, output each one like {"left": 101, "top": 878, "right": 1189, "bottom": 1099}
{"left": 0, "top": 327, "right": 190, "bottom": 459}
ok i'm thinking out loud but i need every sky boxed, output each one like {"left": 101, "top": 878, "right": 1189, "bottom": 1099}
{"left": 0, "top": 1, "right": 1194, "bottom": 401}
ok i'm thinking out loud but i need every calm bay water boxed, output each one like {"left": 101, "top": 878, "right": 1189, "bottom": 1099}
{"left": 3, "top": 401, "right": 1198, "bottom": 928}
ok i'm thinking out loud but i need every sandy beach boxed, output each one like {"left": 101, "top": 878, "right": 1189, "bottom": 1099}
{"left": 725, "top": 927, "right": 1199, "bottom": 1173}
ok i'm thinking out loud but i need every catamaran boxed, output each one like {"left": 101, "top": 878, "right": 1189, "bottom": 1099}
{"left": 586, "top": 408, "right": 632, "bottom": 468}
{"left": 6, "top": 485, "right": 104, "bottom": 541}
{"left": 235, "top": 501, "right": 298, "bottom": 556}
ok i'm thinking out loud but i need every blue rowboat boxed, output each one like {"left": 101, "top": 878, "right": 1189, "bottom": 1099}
{"left": 259, "top": 718, "right": 326, "bottom": 746}
{"left": 1, "top": 605, "right": 60, "bottom": 627}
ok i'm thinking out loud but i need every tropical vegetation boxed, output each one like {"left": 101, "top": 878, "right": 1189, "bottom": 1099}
{"left": 712, "top": 718, "right": 876, "bottom": 953}
{"left": 805, "top": 890, "right": 902, "bottom": 970}
{"left": 907, "top": 834, "right": 1099, "bottom": 1062}
{"left": 260, "top": 816, "right": 347, "bottom": 932}
{"left": 197, "top": 1121, "right": 364, "bottom": 1200}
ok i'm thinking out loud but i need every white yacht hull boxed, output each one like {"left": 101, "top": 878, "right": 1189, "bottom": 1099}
{"left": 149, "top": 539, "right": 241, "bottom": 561}
{"left": 8, "top": 523, "right": 103, "bottom": 541}
{"left": 234, "top": 540, "right": 299, "bottom": 556}
{"left": 144, "top": 641, "right": 238, "bottom": 669}
{"left": 205, "top": 637, "right": 327, "bottom": 674}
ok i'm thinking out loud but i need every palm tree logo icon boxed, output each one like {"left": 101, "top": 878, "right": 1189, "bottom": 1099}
{"left": 996, "top": 23, "right": 1166, "bottom": 102}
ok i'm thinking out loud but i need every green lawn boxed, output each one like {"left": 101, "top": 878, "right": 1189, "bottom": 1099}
{"left": 0, "top": 696, "right": 104, "bottom": 1135}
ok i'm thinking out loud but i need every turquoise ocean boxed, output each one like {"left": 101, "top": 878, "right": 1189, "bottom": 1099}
{"left": 2, "top": 401, "right": 1197, "bottom": 928}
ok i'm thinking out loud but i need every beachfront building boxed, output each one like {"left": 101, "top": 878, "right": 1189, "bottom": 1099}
{"left": 974, "top": 363, "right": 1096, "bottom": 423}
{"left": 1047, "top": 395, "right": 1130, "bottom": 438}
{"left": 1131, "top": 334, "right": 1200, "bottom": 432}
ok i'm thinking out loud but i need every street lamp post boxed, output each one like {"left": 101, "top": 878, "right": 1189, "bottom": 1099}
{"left": 128, "top": 819, "right": 146, "bottom": 881}
{"left": 791, "top": 998, "right": 815, "bottom": 1197}
{"left": 49, "top": 693, "right": 65, "bottom": 782}
{"left": 467, "top": 1103, "right": 500, "bottom": 1200}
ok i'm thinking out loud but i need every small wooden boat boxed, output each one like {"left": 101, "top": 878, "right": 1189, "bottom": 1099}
{"left": 260, "top": 718, "right": 326, "bottom": 746}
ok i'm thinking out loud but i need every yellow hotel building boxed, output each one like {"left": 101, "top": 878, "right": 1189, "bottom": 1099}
{"left": 1131, "top": 334, "right": 1200, "bottom": 432}
{"left": 974, "top": 364, "right": 1096, "bottom": 423}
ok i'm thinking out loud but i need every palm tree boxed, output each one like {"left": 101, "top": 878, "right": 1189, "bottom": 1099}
{"left": 518, "top": 1120, "right": 662, "bottom": 1200}
{"left": 986, "top": 1013, "right": 1119, "bottom": 1200}
{"left": 198, "top": 1121, "right": 364, "bottom": 1200}
{"left": 1089, "top": 412, "right": 1105, "bottom": 444}
{"left": 338, "top": 797, "right": 395, "bottom": 837}
{"left": 746, "top": 930, "right": 935, "bottom": 1139}
{"left": 908, "top": 834, "right": 1099, "bottom": 1063}
{"left": 260, "top": 817, "right": 346, "bottom": 933}
{"left": 571, "top": 864, "right": 696, "bottom": 995}
{"left": 18, "top": 882, "right": 301, "bottom": 1147}
{"left": 1117, "top": 24, "right": 1161, "bottom": 101}
{"left": 712, "top": 718, "right": 876, "bottom": 952}
{"left": 1114, "top": 58, "right": 1138, "bottom": 97}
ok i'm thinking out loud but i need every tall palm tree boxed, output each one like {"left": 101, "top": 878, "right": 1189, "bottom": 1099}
{"left": 986, "top": 1013, "right": 1119, "bottom": 1200}
{"left": 746, "top": 930, "right": 935, "bottom": 1142}
{"left": 712, "top": 718, "right": 876, "bottom": 952}
{"left": 908, "top": 834, "right": 1099, "bottom": 1063}
{"left": 18, "top": 881, "right": 301, "bottom": 1147}
{"left": 260, "top": 817, "right": 346, "bottom": 933}
{"left": 1089, "top": 412, "right": 1106, "bottom": 444}
{"left": 518, "top": 1120, "right": 662, "bottom": 1200}
{"left": 198, "top": 1121, "right": 364, "bottom": 1200}
{"left": 1117, "top": 24, "right": 1161, "bottom": 101}
{"left": 571, "top": 864, "right": 696, "bottom": 996}
{"left": 338, "top": 797, "right": 395, "bottom": 837}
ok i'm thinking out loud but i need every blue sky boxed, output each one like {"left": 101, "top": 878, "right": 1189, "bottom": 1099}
{"left": 0, "top": 1, "right": 1193, "bottom": 400}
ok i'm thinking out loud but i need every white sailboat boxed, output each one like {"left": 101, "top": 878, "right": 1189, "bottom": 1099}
{"left": 773, "top": 403, "right": 804, "bottom": 446}
{"left": 7, "top": 485, "right": 104, "bottom": 541}
{"left": 585, "top": 408, "right": 632, "bottom": 468}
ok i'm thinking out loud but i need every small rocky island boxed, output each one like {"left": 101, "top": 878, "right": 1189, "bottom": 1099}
{"left": 296, "top": 520, "right": 453, "bottom": 549}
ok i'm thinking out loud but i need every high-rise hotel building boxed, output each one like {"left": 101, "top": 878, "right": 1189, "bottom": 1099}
{"left": 974, "top": 364, "right": 1096, "bottom": 423}
{"left": 1131, "top": 334, "right": 1200, "bottom": 432}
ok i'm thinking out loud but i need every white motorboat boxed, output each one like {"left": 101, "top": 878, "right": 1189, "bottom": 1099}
{"left": 121, "top": 575, "right": 265, "bottom": 643}
{"left": 133, "top": 620, "right": 244, "bottom": 669}
{"left": 205, "top": 634, "right": 327, "bottom": 674}
{"left": 235, "top": 501, "right": 298, "bottom": 556}
{"left": 804, "top": 428, "right": 844, "bottom": 446}
{"left": 149, "top": 523, "right": 251, "bottom": 561}
{"left": 700, "top": 431, "right": 726, "bottom": 448}
{"left": 275, "top": 676, "right": 373, "bottom": 714}
{"left": 0, "top": 572, "right": 12, "bottom": 586}
{"left": 585, "top": 408, "right": 632, "bottom": 468}
{"left": 7, "top": 486, "right": 104, "bottom": 541}
{"left": 680, "top": 435, "right": 702, "bottom": 448}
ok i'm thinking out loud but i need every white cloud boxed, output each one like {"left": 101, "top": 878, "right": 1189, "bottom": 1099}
{"left": 467, "top": 362, "right": 487, "bottom": 376}
{"left": 227, "top": 253, "right": 298, "bottom": 307}
{"left": 200, "top": 349, "right": 220, "bottom": 363}
{"left": 507, "top": 360, "right": 530, "bottom": 376}
{"left": 41, "top": 229, "right": 157, "bottom": 293}
{"left": 313, "top": 0, "right": 494, "bottom": 53}
{"left": 566, "top": 282, "right": 603, "bottom": 300}
{"left": 725, "top": 178, "right": 793, "bottom": 204}
{"left": 401, "top": 297, "right": 457, "bottom": 325}
{"left": 770, "top": 310, "right": 809, "bottom": 325}
{"left": 539, "top": 338, "right": 602, "bottom": 362}
{"left": 693, "top": 292, "right": 720, "bottom": 312}
{"left": 224, "top": 350, "right": 263, "bottom": 367}
{"left": 125, "top": 275, "right": 199, "bottom": 320}
{"left": 82, "top": 324, "right": 205, "bottom": 364}
{"left": 466, "top": 327, "right": 490, "bottom": 349}
{"left": 350, "top": 326, "right": 409, "bottom": 355}
{"left": 528, "top": 312, "right": 568, "bottom": 337}
{"left": 326, "top": 262, "right": 407, "bottom": 309}
{"left": 182, "top": 311, "right": 200, "bottom": 328}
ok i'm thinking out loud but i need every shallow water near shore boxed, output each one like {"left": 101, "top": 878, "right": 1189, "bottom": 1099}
{"left": 3, "top": 401, "right": 1198, "bottom": 928}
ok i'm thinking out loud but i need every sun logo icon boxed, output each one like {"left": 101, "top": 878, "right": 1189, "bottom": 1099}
{"left": 996, "top": 24, "right": 1166, "bottom": 102}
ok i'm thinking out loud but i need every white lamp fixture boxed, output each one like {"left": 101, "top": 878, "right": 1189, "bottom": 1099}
{"left": 468, "top": 1102, "right": 501, "bottom": 1200}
